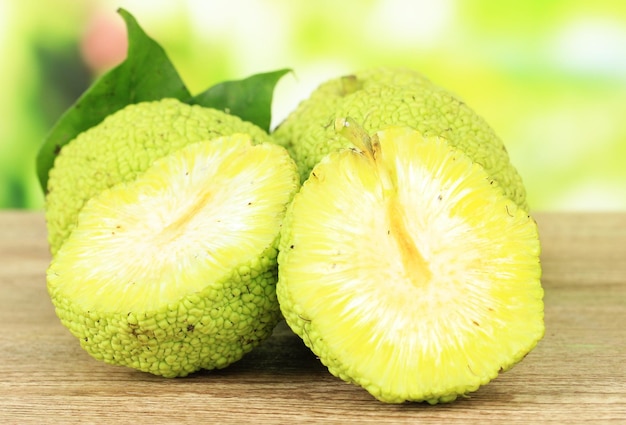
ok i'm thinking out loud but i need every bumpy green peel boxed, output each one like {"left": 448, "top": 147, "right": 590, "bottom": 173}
{"left": 46, "top": 98, "right": 273, "bottom": 255}
{"left": 47, "top": 135, "right": 300, "bottom": 377}
{"left": 272, "top": 67, "right": 528, "bottom": 210}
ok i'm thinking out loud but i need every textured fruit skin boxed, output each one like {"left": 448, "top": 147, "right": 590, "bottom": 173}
{"left": 272, "top": 67, "right": 528, "bottom": 210}
{"left": 49, "top": 244, "right": 282, "bottom": 377}
{"left": 45, "top": 98, "right": 273, "bottom": 255}
{"left": 47, "top": 137, "right": 300, "bottom": 377}
{"left": 276, "top": 128, "right": 543, "bottom": 403}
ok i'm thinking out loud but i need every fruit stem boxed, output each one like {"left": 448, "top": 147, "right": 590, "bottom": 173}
{"left": 340, "top": 75, "right": 361, "bottom": 96}
{"left": 334, "top": 117, "right": 394, "bottom": 193}
{"left": 334, "top": 117, "right": 372, "bottom": 154}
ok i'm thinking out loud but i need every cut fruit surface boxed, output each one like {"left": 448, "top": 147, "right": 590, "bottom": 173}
{"left": 47, "top": 134, "right": 299, "bottom": 377}
{"left": 277, "top": 125, "right": 544, "bottom": 404}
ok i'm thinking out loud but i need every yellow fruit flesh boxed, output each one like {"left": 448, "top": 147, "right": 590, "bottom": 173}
{"left": 48, "top": 135, "right": 299, "bottom": 376}
{"left": 277, "top": 127, "right": 543, "bottom": 403}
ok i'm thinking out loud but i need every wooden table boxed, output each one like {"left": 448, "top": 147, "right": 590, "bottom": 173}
{"left": 1, "top": 211, "right": 625, "bottom": 424}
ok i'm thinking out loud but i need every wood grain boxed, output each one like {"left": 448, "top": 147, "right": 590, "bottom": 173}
{"left": 1, "top": 211, "right": 625, "bottom": 424}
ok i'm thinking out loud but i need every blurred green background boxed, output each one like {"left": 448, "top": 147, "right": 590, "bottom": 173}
{"left": 1, "top": 0, "right": 625, "bottom": 211}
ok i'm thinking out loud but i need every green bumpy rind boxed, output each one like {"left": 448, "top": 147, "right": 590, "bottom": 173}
{"left": 272, "top": 67, "right": 528, "bottom": 210}
{"left": 45, "top": 98, "right": 273, "bottom": 255}
{"left": 48, "top": 243, "right": 282, "bottom": 377}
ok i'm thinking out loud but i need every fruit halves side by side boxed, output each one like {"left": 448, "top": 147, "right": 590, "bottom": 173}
{"left": 273, "top": 68, "right": 544, "bottom": 404}
{"left": 44, "top": 66, "right": 544, "bottom": 404}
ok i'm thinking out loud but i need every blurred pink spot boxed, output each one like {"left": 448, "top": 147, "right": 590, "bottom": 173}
{"left": 80, "top": 11, "right": 128, "bottom": 74}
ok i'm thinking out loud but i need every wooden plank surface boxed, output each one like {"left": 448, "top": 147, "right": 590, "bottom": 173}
{"left": 0, "top": 211, "right": 625, "bottom": 424}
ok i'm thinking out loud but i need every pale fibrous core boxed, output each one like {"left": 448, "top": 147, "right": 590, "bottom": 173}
{"left": 277, "top": 122, "right": 544, "bottom": 404}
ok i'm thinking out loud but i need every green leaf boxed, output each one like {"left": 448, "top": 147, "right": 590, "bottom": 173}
{"left": 35, "top": 8, "right": 191, "bottom": 192}
{"left": 193, "top": 69, "right": 292, "bottom": 133}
